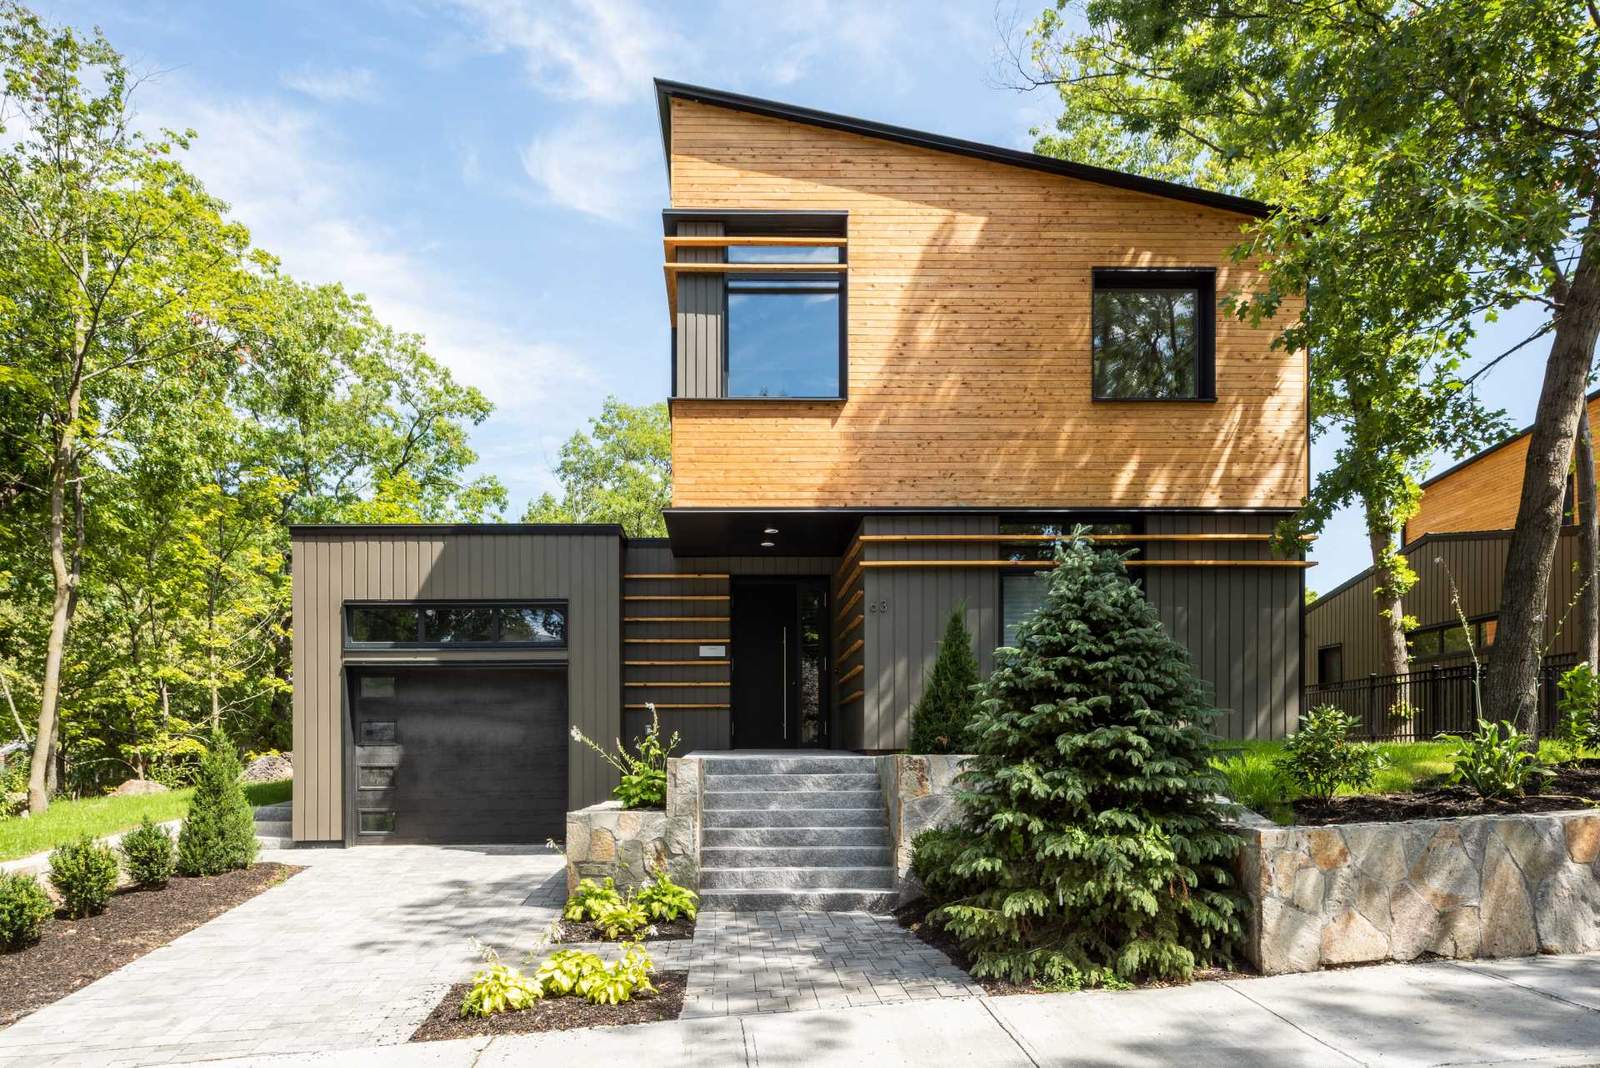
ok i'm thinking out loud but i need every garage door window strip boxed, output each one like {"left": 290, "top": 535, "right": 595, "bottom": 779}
{"left": 344, "top": 602, "right": 568, "bottom": 649}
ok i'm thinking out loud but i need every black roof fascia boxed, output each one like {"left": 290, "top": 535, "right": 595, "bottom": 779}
{"left": 653, "top": 78, "right": 1271, "bottom": 220}
{"left": 289, "top": 523, "right": 626, "bottom": 537}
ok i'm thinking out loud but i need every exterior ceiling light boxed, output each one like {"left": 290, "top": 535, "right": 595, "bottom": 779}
{"left": 763, "top": 527, "right": 780, "bottom": 535}
{"left": 760, "top": 540, "right": 776, "bottom": 548}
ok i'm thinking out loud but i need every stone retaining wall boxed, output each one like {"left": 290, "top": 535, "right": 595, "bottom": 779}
{"left": 563, "top": 756, "right": 700, "bottom": 894}
{"left": 1234, "top": 807, "right": 1600, "bottom": 974}
{"left": 876, "top": 754, "right": 970, "bottom": 904}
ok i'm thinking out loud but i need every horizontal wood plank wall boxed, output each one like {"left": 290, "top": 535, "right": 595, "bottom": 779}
{"left": 674, "top": 221, "right": 724, "bottom": 398}
{"left": 1408, "top": 396, "right": 1600, "bottom": 541}
{"left": 861, "top": 515, "right": 1001, "bottom": 751}
{"left": 623, "top": 543, "right": 839, "bottom": 752}
{"left": 667, "top": 97, "right": 1307, "bottom": 510}
{"left": 1306, "top": 529, "right": 1582, "bottom": 684}
{"left": 1139, "top": 513, "right": 1301, "bottom": 740}
{"left": 290, "top": 529, "right": 623, "bottom": 842}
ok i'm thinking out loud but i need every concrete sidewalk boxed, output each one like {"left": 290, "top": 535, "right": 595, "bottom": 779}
{"left": 193, "top": 952, "right": 1600, "bottom": 1068}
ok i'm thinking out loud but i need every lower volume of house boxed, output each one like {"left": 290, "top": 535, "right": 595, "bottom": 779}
{"left": 289, "top": 510, "right": 1304, "bottom": 845}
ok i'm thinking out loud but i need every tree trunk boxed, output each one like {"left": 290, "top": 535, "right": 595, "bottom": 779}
{"left": 1483, "top": 226, "right": 1600, "bottom": 739}
{"left": 1577, "top": 404, "right": 1599, "bottom": 670}
{"left": 28, "top": 398, "right": 81, "bottom": 814}
{"left": 1366, "top": 510, "right": 1411, "bottom": 679}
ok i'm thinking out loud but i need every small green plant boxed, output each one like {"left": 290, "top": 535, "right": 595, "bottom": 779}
{"left": 0, "top": 872, "right": 54, "bottom": 950}
{"left": 48, "top": 836, "right": 119, "bottom": 918}
{"left": 909, "top": 604, "right": 981, "bottom": 753}
{"left": 531, "top": 944, "right": 656, "bottom": 1005}
{"left": 535, "top": 949, "right": 603, "bottom": 997}
{"left": 569, "top": 704, "right": 680, "bottom": 809}
{"left": 563, "top": 877, "right": 624, "bottom": 922}
{"left": 460, "top": 951, "right": 543, "bottom": 1018}
{"left": 591, "top": 898, "right": 651, "bottom": 940}
{"left": 1277, "top": 706, "right": 1388, "bottom": 802}
{"left": 1557, "top": 663, "right": 1600, "bottom": 751}
{"left": 119, "top": 817, "right": 177, "bottom": 889}
{"left": 1211, "top": 747, "right": 1293, "bottom": 818}
{"left": 1443, "top": 720, "right": 1551, "bottom": 800}
{"left": 634, "top": 871, "right": 698, "bottom": 922}
{"left": 177, "top": 730, "right": 258, "bottom": 876}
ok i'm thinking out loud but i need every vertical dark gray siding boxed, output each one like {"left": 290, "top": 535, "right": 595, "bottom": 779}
{"left": 673, "top": 222, "right": 723, "bottom": 398}
{"left": 1305, "top": 529, "right": 1581, "bottom": 684}
{"left": 291, "top": 529, "right": 623, "bottom": 842}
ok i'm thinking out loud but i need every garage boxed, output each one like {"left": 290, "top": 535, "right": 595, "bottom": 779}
{"left": 348, "top": 666, "right": 569, "bottom": 844}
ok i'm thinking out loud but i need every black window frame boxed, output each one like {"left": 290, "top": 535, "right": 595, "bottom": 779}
{"left": 343, "top": 600, "right": 569, "bottom": 651}
{"left": 996, "top": 515, "right": 1144, "bottom": 647}
{"left": 1316, "top": 644, "right": 1344, "bottom": 685}
{"left": 1090, "top": 268, "right": 1217, "bottom": 403}
{"left": 1406, "top": 614, "right": 1497, "bottom": 664}
{"left": 722, "top": 253, "right": 848, "bottom": 402}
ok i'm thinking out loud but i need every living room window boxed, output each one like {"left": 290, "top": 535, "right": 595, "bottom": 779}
{"left": 1091, "top": 269, "right": 1216, "bottom": 401}
{"left": 726, "top": 245, "right": 845, "bottom": 398}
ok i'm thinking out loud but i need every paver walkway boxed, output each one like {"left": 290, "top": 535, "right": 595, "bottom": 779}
{"left": 0, "top": 845, "right": 568, "bottom": 1068}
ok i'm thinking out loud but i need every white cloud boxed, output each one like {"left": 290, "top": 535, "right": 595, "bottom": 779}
{"left": 519, "top": 121, "right": 653, "bottom": 221}
{"left": 445, "top": 0, "right": 679, "bottom": 105}
{"left": 280, "top": 65, "right": 379, "bottom": 103}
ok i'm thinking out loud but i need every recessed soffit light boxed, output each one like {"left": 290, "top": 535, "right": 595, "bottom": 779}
{"left": 763, "top": 527, "right": 780, "bottom": 535}
{"left": 760, "top": 540, "right": 776, "bottom": 548}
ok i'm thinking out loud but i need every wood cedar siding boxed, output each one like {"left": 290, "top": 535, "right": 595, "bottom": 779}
{"left": 1304, "top": 529, "right": 1582, "bottom": 685}
{"left": 674, "top": 221, "right": 724, "bottom": 397}
{"left": 290, "top": 529, "right": 622, "bottom": 842}
{"left": 1408, "top": 395, "right": 1600, "bottom": 541}
{"left": 666, "top": 96, "right": 1307, "bottom": 511}
{"left": 622, "top": 543, "right": 837, "bottom": 752}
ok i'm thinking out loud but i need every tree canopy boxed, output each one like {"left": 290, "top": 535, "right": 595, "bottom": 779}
{"left": 523, "top": 397, "right": 671, "bottom": 536}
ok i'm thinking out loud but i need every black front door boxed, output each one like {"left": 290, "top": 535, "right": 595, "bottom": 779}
{"left": 731, "top": 579, "right": 829, "bottom": 748}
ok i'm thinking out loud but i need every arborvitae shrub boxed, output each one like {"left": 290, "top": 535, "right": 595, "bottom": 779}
{"left": 912, "top": 533, "right": 1242, "bottom": 988}
{"left": 909, "top": 605, "right": 981, "bottom": 754}
{"left": 48, "top": 836, "right": 119, "bottom": 918}
{"left": 120, "top": 816, "right": 177, "bottom": 888}
{"left": 177, "top": 731, "right": 258, "bottom": 876}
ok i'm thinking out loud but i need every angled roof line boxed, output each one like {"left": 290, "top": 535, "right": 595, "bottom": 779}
{"left": 653, "top": 78, "right": 1271, "bottom": 220}
{"left": 1305, "top": 526, "right": 1571, "bottom": 613}
{"left": 1417, "top": 387, "right": 1600, "bottom": 492}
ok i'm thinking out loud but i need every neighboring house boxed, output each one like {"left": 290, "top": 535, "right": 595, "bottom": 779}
{"left": 289, "top": 80, "right": 1310, "bottom": 847}
{"left": 1306, "top": 392, "right": 1600, "bottom": 693}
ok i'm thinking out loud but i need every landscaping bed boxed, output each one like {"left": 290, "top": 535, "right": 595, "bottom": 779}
{"left": 0, "top": 862, "right": 301, "bottom": 1027}
{"left": 411, "top": 970, "right": 687, "bottom": 1040}
{"left": 1290, "top": 759, "right": 1600, "bottom": 825}
{"left": 551, "top": 915, "right": 694, "bottom": 943}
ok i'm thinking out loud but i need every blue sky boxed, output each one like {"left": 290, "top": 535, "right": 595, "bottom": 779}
{"left": 41, "top": 0, "right": 1555, "bottom": 589}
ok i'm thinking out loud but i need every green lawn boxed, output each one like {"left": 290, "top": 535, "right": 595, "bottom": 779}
{"left": 0, "top": 779, "right": 291, "bottom": 862}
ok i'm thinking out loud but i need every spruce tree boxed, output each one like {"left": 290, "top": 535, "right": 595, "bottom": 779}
{"left": 178, "top": 730, "right": 259, "bottom": 876}
{"left": 910, "top": 605, "right": 981, "bottom": 753}
{"left": 912, "top": 534, "right": 1241, "bottom": 987}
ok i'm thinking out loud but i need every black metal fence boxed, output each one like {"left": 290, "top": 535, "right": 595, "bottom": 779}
{"left": 1302, "top": 654, "right": 1579, "bottom": 741}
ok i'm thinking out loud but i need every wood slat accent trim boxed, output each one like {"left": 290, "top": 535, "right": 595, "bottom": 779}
{"left": 839, "top": 690, "right": 865, "bottom": 705}
{"left": 624, "top": 573, "right": 731, "bottom": 580}
{"left": 625, "top": 703, "right": 730, "bottom": 709}
{"left": 838, "top": 613, "right": 863, "bottom": 639}
{"left": 835, "top": 560, "right": 863, "bottom": 597}
{"left": 838, "top": 637, "right": 864, "bottom": 662}
{"left": 856, "top": 533, "right": 1289, "bottom": 544}
{"left": 835, "top": 588, "right": 864, "bottom": 622}
{"left": 626, "top": 637, "right": 731, "bottom": 644}
{"left": 624, "top": 595, "right": 731, "bottom": 602}
{"left": 624, "top": 615, "right": 731, "bottom": 622}
{"left": 665, "top": 236, "right": 847, "bottom": 248}
{"left": 836, "top": 663, "right": 864, "bottom": 687}
{"left": 838, "top": 536, "right": 865, "bottom": 574}
{"left": 625, "top": 681, "right": 730, "bottom": 688}
{"left": 858, "top": 559, "right": 1312, "bottom": 570}
{"left": 624, "top": 659, "right": 731, "bottom": 666}
{"left": 664, "top": 262, "right": 849, "bottom": 274}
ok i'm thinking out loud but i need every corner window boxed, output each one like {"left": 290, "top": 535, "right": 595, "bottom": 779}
{"left": 1091, "top": 269, "right": 1216, "bottom": 401}
{"left": 344, "top": 602, "right": 567, "bottom": 649}
{"left": 726, "top": 248, "right": 844, "bottom": 398}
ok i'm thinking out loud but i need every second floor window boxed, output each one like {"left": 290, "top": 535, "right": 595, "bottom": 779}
{"left": 1091, "top": 269, "right": 1216, "bottom": 401}
{"left": 726, "top": 245, "right": 844, "bottom": 398}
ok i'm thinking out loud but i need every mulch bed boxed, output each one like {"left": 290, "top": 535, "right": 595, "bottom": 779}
{"left": 0, "top": 863, "right": 303, "bottom": 1028}
{"left": 550, "top": 916, "right": 695, "bottom": 943}
{"left": 894, "top": 898, "right": 1254, "bottom": 996}
{"left": 411, "top": 971, "right": 687, "bottom": 1040}
{"left": 1294, "top": 761, "right": 1600, "bottom": 826}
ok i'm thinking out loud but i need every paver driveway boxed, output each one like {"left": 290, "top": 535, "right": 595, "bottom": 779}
{"left": 0, "top": 845, "right": 567, "bottom": 1068}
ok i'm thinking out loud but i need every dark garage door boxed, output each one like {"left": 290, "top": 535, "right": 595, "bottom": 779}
{"left": 349, "top": 666, "right": 567, "bottom": 844}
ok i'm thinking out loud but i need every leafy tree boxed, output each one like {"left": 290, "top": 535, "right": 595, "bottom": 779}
{"left": 523, "top": 397, "right": 670, "bottom": 536}
{"left": 176, "top": 730, "right": 257, "bottom": 875}
{"left": 1025, "top": 10, "right": 1507, "bottom": 683}
{"left": 912, "top": 534, "right": 1240, "bottom": 987}
{"left": 909, "top": 605, "right": 981, "bottom": 753}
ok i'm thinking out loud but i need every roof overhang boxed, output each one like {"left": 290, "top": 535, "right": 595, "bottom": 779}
{"left": 653, "top": 78, "right": 1271, "bottom": 220}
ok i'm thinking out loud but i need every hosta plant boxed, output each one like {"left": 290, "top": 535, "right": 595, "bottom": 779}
{"left": 591, "top": 899, "right": 651, "bottom": 940}
{"left": 563, "top": 877, "right": 623, "bottom": 922}
{"left": 1445, "top": 720, "right": 1551, "bottom": 800}
{"left": 459, "top": 954, "right": 543, "bottom": 1018}
{"left": 634, "top": 871, "right": 698, "bottom": 922}
{"left": 535, "top": 949, "right": 603, "bottom": 997}
{"left": 530, "top": 944, "right": 657, "bottom": 1005}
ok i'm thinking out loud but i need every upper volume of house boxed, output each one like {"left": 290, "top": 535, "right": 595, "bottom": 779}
{"left": 654, "top": 80, "right": 1308, "bottom": 515}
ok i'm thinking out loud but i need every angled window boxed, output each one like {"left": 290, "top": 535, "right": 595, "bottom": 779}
{"left": 726, "top": 245, "right": 844, "bottom": 398}
{"left": 1091, "top": 269, "right": 1216, "bottom": 401}
{"left": 344, "top": 602, "right": 567, "bottom": 649}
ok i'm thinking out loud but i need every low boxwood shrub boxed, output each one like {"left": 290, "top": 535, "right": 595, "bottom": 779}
{"left": 0, "top": 872, "right": 54, "bottom": 950}
{"left": 1276, "top": 705, "right": 1387, "bottom": 802}
{"left": 177, "top": 730, "right": 258, "bottom": 876}
{"left": 49, "top": 836, "right": 119, "bottom": 918}
{"left": 120, "top": 817, "right": 177, "bottom": 888}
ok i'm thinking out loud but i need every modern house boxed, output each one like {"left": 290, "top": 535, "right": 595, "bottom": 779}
{"left": 1305, "top": 395, "right": 1600, "bottom": 724}
{"left": 289, "top": 80, "right": 1310, "bottom": 848}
